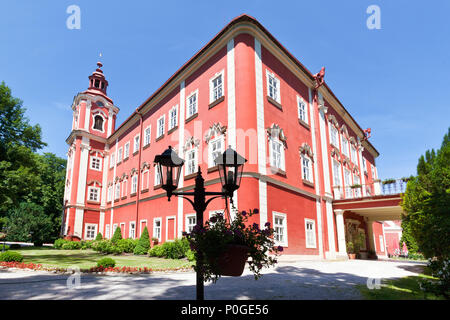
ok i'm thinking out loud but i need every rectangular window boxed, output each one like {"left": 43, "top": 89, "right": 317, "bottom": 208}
{"left": 133, "top": 135, "right": 140, "bottom": 153}
{"left": 129, "top": 222, "right": 136, "bottom": 239}
{"left": 88, "top": 186, "right": 100, "bottom": 202}
{"left": 362, "top": 158, "right": 367, "bottom": 173}
{"left": 344, "top": 168, "right": 352, "bottom": 198}
{"left": 187, "top": 91, "right": 198, "bottom": 118}
{"left": 333, "top": 160, "right": 341, "bottom": 187}
{"left": 105, "top": 224, "right": 110, "bottom": 239}
{"left": 157, "top": 115, "right": 165, "bottom": 138}
{"left": 169, "top": 106, "right": 178, "bottom": 130}
{"left": 330, "top": 125, "right": 339, "bottom": 147}
{"left": 85, "top": 224, "right": 97, "bottom": 240}
{"left": 353, "top": 175, "right": 361, "bottom": 197}
{"left": 305, "top": 219, "right": 316, "bottom": 248}
{"left": 210, "top": 73, "right": 223, "bottom": 103}
{"left": 267, "top": 71, "right": 280, "bottom": 103}
{"left": 342, "top": 137, "right": 349, "bottom": 157}
{"left": 185, "top": 215, "right": 196, "bottom": 233}
{"left": 186, "top": 149, "right": 197, "bottom": 175}
{"left": 273, "top": 213, "right": 287, "bottom": 246}
{"left": 351, "top": 145, "right": 357, "bottom": 163}
{"left": 115, "top": 183, "right": 120, "bottom": 200}
{"left": 155, "top": 168, "right": 161, "bottom": 186}
{"left": 209, "top": 136, "right": 224, "bottom": 167}
{"left": 270, "top": 139, "right": 284, "bottom": 170}
{"left": 142, "top": 170, "right": 149, "bottom": 190}
{"left": 131, "top": 175, "right": 138, "bottom": 194}
{"left": 298, "top": 97, "right": 308, "bottom": 124}
{"left": 90, "top": 156, "right": 102, "bottom": 171}
{"left": 124, "top": 142, "right": 130, "bottom": 159}
{"left": 107, "top": 185, "right": 112, "bottom": 202}
{"left": 121, "top": 180, "right": 127, "bottom": 198}
{"left": 110, "top": 153, "right": 115, "bottom": 168}
{"left": 153, "top": 218, "right": 162, "bottom": 242}
{"left": 117, "top": 148, "right": 123, "bottom": 163}
{"left": 301, "top": 155, "right": 313, "bottom": 183}
{"left": 144, "top": 126, "right": 151, "bottom": 146}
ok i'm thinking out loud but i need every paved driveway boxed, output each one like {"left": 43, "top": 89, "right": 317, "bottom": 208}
{"left": 0, "top": 259, "right": 425, "bottom": 300}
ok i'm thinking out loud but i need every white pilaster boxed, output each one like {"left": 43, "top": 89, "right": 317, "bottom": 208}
{"left": 255, "top": 38, "right": 268, "bottom": 226}
{"left": 317, "top": 92, "right": 332, "bottom": 196}
{"left": 334, "top": 209, "right": 347, "bottom": 255}
{"left": 325, "top": 200, "right": 336, "bottom": 259}
{"left": 84, "top": 100, "right": 91, "bottom": 131}
{"left": 177, "top": 81, "right": 186, "bottom": 237}
{"left": 74, "top": 137, "right": 90, "bottom": 238}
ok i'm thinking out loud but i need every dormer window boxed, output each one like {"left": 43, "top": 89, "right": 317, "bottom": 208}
{"left": 93, "top": 115, "right": 104, "bottom": 131}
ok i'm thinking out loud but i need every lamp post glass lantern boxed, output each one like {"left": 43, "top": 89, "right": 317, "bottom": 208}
{"left": 154, "top": 145, "right": 247, "bottom": 300}
{"left": 216, "top": 146, "right": 247, "bottom": 195}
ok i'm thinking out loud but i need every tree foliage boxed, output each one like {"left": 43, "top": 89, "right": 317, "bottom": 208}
{"left": 133, "top": 226, "right": 150, "bottom": 255}
{"left": 401, "top": 127, "right": 450, "bottom": 260}
{"left": 0, "top": 82, "right": 66, "bottom": 243}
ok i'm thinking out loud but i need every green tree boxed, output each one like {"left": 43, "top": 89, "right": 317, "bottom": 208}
{"left": 111, "top": 227, "right": 122, "bottom": 244}
{"left": 6, "top": 202, "right": 54, "bottom": 246}
{"left": 401, "top": 127, "right": 450, "bottom": 260}
{"left": 133, "top": 226, "right": 150, "bottom": 255}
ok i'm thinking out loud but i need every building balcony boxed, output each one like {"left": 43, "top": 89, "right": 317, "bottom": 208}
{"left": 333, "top": 178, "right": 409, "bottom": 200}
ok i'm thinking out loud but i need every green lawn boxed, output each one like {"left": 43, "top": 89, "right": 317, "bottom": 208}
{"left": 15, "top": 247, "right": 194, "bottom": 270}
{"left": 357, "top": 274, "right": 445, "bottom": 300}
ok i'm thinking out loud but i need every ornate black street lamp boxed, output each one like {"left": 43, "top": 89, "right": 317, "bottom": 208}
{"left": 154, "top": 145, "right": 246, "bottom": 300}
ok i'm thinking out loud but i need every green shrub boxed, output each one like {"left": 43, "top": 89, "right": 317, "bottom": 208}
{"left": 80, "top": 240, "right": 93, "bottom": 250}
{"left": 96, "top": 257, "right": 116, "bottom": 268}
{"left": 111, "top": 227, "right": 122, "bottom": 244}
{"left": 0, "top": 251, "right": 23, "bottom": 262}
{"left": 95, "top": 233, "right": 103, "bottom": 241}
{"left": 134, "top": 226, "right": 150, "bottom": 255}
{"left": 186, "top": 249, "right": 195, "bottom": 262}
{"left": 0, "top": 244, "right": 9, "bottom": 251}
{"left": 148, "top": 238, "right": 190, "bottom": 259}
{"left": 92, "top": 240, "right": 122, "bottom": 255}
{"left": 117, "top": 239, "right": 137, "bottom": 253}
{"left": 61, "top": 241, "right": 82, "bottom": 250}
{"left": 148, "top": 244, "right": 165, "bottom": 257}
{"left": 53, "top": 238, "right": 67, "bottom": 249}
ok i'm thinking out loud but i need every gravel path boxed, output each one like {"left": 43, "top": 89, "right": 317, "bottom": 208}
{"left": 0, "top": 259, "right": 425, "bottom": 300}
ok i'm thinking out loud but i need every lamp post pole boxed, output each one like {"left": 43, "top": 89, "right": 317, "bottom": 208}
{"left": 193, "top": 172, "right": 206, "bottom": 300}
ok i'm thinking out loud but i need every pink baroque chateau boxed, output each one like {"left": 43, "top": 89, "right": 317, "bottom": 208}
{"left": 63, "top": 15, "right": 402, "bottom": 259}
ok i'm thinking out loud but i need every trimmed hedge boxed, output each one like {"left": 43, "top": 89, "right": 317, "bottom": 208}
{"left": 133, "top": 226, "right": 150, "bottom": 255}
{"left": 148, "top": 238, "right": 191, "bottom": 259}
{"left": 111, "top": 227, "right": 123, "bottom": 244}
{"left": 0, "top": 251, "right": 24, "bottom": 262}
{"left": 97, "top": 257, "right": 116, "bottom": 268}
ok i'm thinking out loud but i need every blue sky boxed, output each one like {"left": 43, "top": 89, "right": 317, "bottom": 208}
{"left": 1, "top": 0, "right": 449, "bottom": 180}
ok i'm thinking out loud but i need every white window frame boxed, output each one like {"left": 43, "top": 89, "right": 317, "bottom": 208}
{"left": 129, "top": 221, "right": 136, "bottom": 239}
{"left": 304, "top": 219, "right": 317, "bottom": 249}
{"left": 115, "top": 183, "right": 120, "bottom": 200}
{"left": 353, "top": 174, "right": 361, "bottom": 197}
{"left": 117, "top": 147, "right": 123, "bottom": 163}
{"left": 84, "top": 223, "right": 97, "bottom": 240}
{"left": 110, "top": 153, "right": 115, "bottom": 169}
{"left": 208, "top": 135, "right": 225, "bottom": 168}
{"left": 121, "top": 179, "right": 127, "bottom": 198}
{"left": 131, "top": 175, "right": 138, "bottom": 194}
{"left": 141, "top": 169, "right": 149, "bottom": 191}
{"left": 344, "top": 168, "right": 352, "bottom": 198}
{"left": 351, "top": 145, "right": 357, "bottom": 164}
{"left": 208, "top": 210, "right": 223, "bottom": 227}
{"left": 209, "top": 70, "right": 224, "bottom": 103}
{"left": 133, "top": 134, "right": 140, "bottom": 154}
{"left": 266, "top": 70, "right": 280, "bottom": 104}
{"left": 329, "top": 124, "right": 339, "bottom": 148}
{"left": 107, "top": 185, "right": 112, "bottom": 202}
{"left": 185, "top": 214, "right": 196, "bottom": 233}
{"left": 297, "top": 96, "right": 308, "bottom": 124}
{"left": 153, "top": 218, "right": 162, "bottom": 242}
{"left": 144, "top": 126, "right": 151, "bottom": 147}
{"left": 154, "top": 167, "right": 162, "bottom": 186}
{"left": 186, "top": 90, "right": 198, "bottom": 119}
{"left": 301, "top": 154, "right": 313, "bottom": 183}
{"left": 90, "top": 156, "right": 102, "bottom": 171}
{"left": 88, "top": 186, "right": 100, "bottom": 202}
{"left": 139, "top": 219, "right": 148, "bottom": 237}
{"left": 105, "top": 224, "right": 110, "bottom": 239}
{"left": 92, "top": 114, "right": 105, "bottom": 133}
{"left": 332, "top": 159, "right": 342, "bottom": 187}
{"left": 157, "top": 115, "right": 165, "bottom": 138}
{"left": 120, "top": 223, "right": 125, "bottom": 238}
{"left": 185, "top": 147, "right": 198, "bottom": 176}
{"left": 169, "top": 105, "right": 178, "bottom": 130}
{"left": 124, "top": 142, "right": 130, "bottom": 159}
{"left": 362, "top": 158, "right": 367, "bottom": 173}
{"left": 341, "top": 136, "right": 349, "bottom": 157}
{"left": 273, "top": 212, "right": 288, "bottom": 247}
{"left": 269, "top": 137, "right": 285, "bottom": 171}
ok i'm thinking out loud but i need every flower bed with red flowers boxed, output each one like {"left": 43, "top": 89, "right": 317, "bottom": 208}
{"left": 0, "top": 261, "right": 193, "bottom": 274}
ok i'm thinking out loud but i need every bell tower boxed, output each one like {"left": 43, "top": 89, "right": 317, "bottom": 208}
{"left": 62, "top": 61, "right": 119, "bottom": 240}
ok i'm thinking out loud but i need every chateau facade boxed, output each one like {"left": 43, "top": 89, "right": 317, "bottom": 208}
{"left": 62, "top": 15, "right": 390, "bottom": 259}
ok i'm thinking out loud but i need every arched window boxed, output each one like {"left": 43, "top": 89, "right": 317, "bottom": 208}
{"left": 93, "top": 115, "right": 104, "bottom": 131}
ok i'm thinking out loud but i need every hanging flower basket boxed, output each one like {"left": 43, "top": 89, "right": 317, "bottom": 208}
{"left": 215, "top": 244, "right": 249, "bottom": 276}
